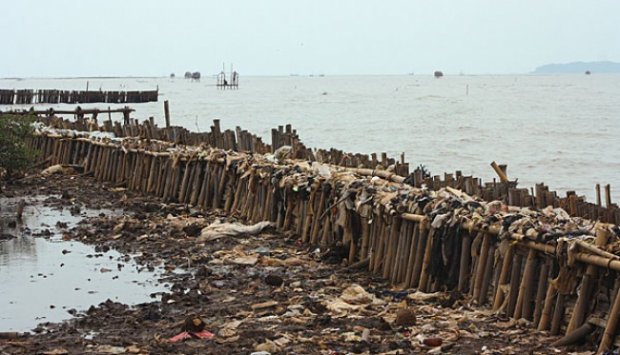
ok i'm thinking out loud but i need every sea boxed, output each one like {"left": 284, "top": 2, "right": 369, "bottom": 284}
{"left": 1, "top": 74, "right": 619, "bottom": 203}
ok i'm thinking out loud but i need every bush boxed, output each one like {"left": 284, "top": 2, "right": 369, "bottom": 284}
{"left": 0, "top": 114, "right": 36, "bottom": 178}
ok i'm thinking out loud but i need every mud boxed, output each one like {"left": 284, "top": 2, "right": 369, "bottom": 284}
{"left": 0, "top": 196, "right": 168, "bottom": 332}
{"left": 0, "top": 173, "right": 591, "bottom": 354}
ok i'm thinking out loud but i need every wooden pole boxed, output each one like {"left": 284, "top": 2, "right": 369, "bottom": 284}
{"left": 164, "top": 100, "right": 171, "bottom": 128}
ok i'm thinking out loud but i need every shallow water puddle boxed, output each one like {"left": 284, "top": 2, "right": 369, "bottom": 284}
{"left": 0, "top": 196, "right": 168, "bottom": 332}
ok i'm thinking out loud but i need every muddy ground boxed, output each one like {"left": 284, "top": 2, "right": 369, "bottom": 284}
{"left": 0, "top": 172, "right": 594, "bottom": 354}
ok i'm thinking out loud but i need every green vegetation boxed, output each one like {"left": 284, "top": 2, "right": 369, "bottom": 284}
{"left": 0, "top": 114, "right": 36, "bottom": 179}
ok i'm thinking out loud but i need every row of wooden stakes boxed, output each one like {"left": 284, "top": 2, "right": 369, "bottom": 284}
{"left": 0, "top": 88, "right": 158, "bottom": 105}
{"left": 28, "top": 131, "right": 620, "bottom": 352}
{"left": 32, "top": 111, "right": 618, "bottom": 226}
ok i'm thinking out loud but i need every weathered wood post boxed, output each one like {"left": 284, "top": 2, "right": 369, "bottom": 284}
{"left": 164, "top": 100, "right": 171, "bottom": 128}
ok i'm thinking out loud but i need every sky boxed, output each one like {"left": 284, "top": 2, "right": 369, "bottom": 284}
{"left": 1, "top": 0, "right": 619, "bottom": 77}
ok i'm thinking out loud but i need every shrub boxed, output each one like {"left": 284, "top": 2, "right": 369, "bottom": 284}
{"left": 0, "top": 114, "right": 36, "bottom": 178}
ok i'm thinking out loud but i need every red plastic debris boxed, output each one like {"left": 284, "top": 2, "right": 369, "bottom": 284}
{"left": 168, "top": 330, "right": 215, "bottom": 343}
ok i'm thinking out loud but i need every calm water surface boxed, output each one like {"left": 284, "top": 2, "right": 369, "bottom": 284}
{"left": 1, "top": 74, "right": 619, "bottom": 202}
{"left": 0, "top": 197, "right": 167, "bottom": 332}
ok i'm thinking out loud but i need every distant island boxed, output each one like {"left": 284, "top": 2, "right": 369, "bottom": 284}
{"left": 533, "top": 61, "right": 620, "bottom": 74}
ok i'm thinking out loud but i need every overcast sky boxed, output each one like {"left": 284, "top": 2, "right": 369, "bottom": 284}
{"left": 2, "top": 0, "right": 619, "bottom": 77}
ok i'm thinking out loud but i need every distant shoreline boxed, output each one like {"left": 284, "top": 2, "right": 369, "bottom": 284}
{"left": 2, "top": 72, "right": 620, "bottom": 80}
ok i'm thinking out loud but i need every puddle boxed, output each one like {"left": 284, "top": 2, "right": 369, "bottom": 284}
{"left": 0, "top": 196, "right": 169, "bottom": 332}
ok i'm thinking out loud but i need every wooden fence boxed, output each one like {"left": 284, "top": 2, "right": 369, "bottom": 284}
{"left": 27, "top": 129, "right": 620, "bottom": 352}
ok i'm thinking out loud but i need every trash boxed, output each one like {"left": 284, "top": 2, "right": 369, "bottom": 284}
{"left": 340, "top": 284, "right": 383, "bottom": 305}
{"left": 324, "top": 284, "right": 385, "bottom": 315}
{"left": 254, "top": 339, "right": 280, "bottom": 353}
{"left": 394, "top": 308, "right": 416, "bottom": 327}
{"left": 91, "top": 345, "right": 127, "bottom": 354}
{"left": 250, "top": 352, "right": 271, "bottom": 355}
{"left": 168, "top": 330, "right": 215, "bottom": 343}
{"left": 230, "top": 255, "right": 259, "bottom": 265}
{"left": 168, "top": 316, "right": 215, "bottom": 343}
{"left": 198, "top": 220, "right": 274, "bottom": 242}
{"left": 41, "top": 349, "right": 69, "bottom": 355}
{"left": 251, "top": 300, "right": 279, "bottom": 311}
{"left": 423, "top": 337, "right": 443, "bottom": 347}
{"left": 41, "top": 164, "right": 76, "bottom": 176}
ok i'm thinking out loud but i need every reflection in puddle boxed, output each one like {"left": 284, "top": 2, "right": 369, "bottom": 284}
{"left": 0, "top": 196, "right": 168, "bottom": 332}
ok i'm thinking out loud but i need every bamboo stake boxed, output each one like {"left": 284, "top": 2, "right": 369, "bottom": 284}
{"left": 383, "top": 216, "right": 401, "bottom": 279}
{"left": 410, "top": 222, "right": 429, "bottom": 288}
{"left": 404, "top": 223, "right": 420, "bottom": 287}
{"left": 533, "top": 259, "right": 550, "bottom": 326}
{"left": 301, "top": 186, "right": 317, "bottom": 243}
{"left": 190, "top": 161, "right": 203, "bottom": 205}
{"left": 392, "top": 221, "right": 406, "bottom": 283}
{"left": 478, "top": 243, "right": 496, "bottom": 305}
{"left": 310, "top": 186, "right": 327, "bottom": 245}
{"left": 262, "top": 182, "right": 274, "bottom": 222}
{"left": 396, "top": 221, "right": 413, "bottom": 284}
{"left": 178, "top": 161, "right": 192, "bottom": 203}
{"left": 250, "top": 180, "right": 263, "bottom": 222}
{"left": 458, "top": 233, "right": 472, "bottom": 293}
{"left": 514, "top": 248, "right": 537, "bottom": 320}
{"left": 491, "top": 161, "right": 509, "bottom": 182}
{"left": 368, "top": 214, "right": 379, "bottom": 272}
{"left": 567, "top": 226, "right": 610, "bottom": 333}
{"left": 506, "top": 253, "right": 523, "bottom": 317}
{"left": 550, "top": 293, "right": 565, "bottom": 335}
{"left": 418, "top": 227, "right": 436, "bottom": 292}
{"left": 347, "top": 212, "right": 357, "bottom": 265}
{"left": 538, "top": 267, "right": 558, "bottom": 331}
{"left": 320, "top": 211, "right": 332, "bottom": 246}
{"left": 372, "top": 217, "right": 387, "bottom": 274}
{"left": 473, "top": 232, "right": 491, "bottom": 302}
{"left": 492, "top": 243, "right": 515, "bottom": 310}
{"left": 598, "top": 283, "right": 620, "bottom": 353}
{"left": 214, "top": 163, "right": 228, "bottom": 208}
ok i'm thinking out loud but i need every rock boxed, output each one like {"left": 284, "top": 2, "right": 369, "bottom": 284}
{"left": 183, "top": 316, "right": 206, "bottom": 333}
{"left": 183, "top": 223, "right": 202, "bottom": 237}
{"left": 394, "top": 308, "right": 416, "bottom": 327}
{"left": 264, "top": 274, "right": 283, "bottom": 287}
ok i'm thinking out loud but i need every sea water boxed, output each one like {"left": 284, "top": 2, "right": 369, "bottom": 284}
{"left": 1, "top": 74, "right": 618, "bottom": 202}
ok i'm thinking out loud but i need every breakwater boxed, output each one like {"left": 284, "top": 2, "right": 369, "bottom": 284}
{"left": 31, "top": 113, "right": 620, "bottom": 226}
{"left": 27, "top": 124, "right": 620, "bottom": 352}
{"left": 0, "top": 88, "right": 158, "bottom": 105}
